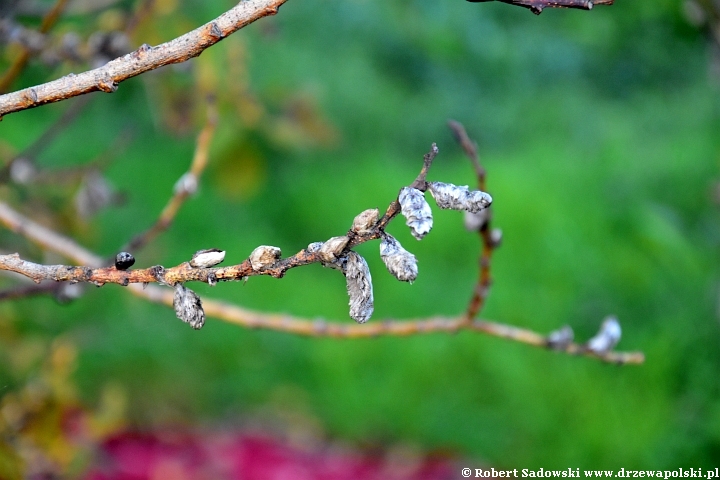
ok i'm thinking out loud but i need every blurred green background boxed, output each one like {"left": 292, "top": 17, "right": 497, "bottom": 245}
{"left": 1, "top": 0, "right": 719, "bottom": 471}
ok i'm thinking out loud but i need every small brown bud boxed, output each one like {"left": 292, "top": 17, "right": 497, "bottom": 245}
{"left": 249, "top": 245, "right": 281, "bottom": 270}
{"left": 398, "top": 187, "right": 433, "bottom": 240}
{"left": 173, "top": 284, "right": 205, "bottom": 330}
{"left": 344, "top": 251, "right": 374, "bottom": 323}
{"left": 351, "top": 208, "right": 379, "bottom": 234}
{"left": 318, "top": 236, "right": 349, "bottom": 263}
{"left": 379, "top": 233, "right": 418, "bottom": 283}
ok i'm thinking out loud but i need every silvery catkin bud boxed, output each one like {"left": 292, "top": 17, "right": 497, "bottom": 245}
{"left": 428, "top": 181, "right": 492, "bottom": 214}
{"left": 398, "top": 187, "right": 433, "bottom": 240}
{"left": 344, "top": 251, "right": 374, "bottom": 323}
{"left": 249, "top": 245, "right": 281, "bottom": 271}
{"left": 352, "top": 208, "right": 379, "bottom": 234}
{"left": 464, "top": 209, "right": 490, "bottom": 232}
{"left": 307, "top": 242, "right": 324, "bottom": 253}
{"left": 379, "top": 233, "right": 418, "bottom": 283}
{"left": 546, "top": 325, "right": 574, "bottom": 350}
{"left": 585, "top": 316, "right": 621, "bottom": 354}
{"left": 173, "top": 284, "right": 205, "bottom": 329}
{"left": 318, "top": 236, "right": 349, "bottom": 263}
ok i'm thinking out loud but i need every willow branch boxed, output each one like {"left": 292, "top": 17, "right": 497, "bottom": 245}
{"left": 467, "top": 0, "right": 613, "bottom": 15}
{"left": 0, "top": 0, "right": 289, "bottom": 119}
{"left": 0, "top": 151, "right": 643, "bottom": 364}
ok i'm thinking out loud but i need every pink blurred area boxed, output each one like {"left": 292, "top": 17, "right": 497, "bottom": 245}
{"left": 84, "top": 431, "right": 456, "bottom": 480}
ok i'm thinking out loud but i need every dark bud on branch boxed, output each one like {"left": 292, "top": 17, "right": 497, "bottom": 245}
{"left": 173, "top": 283, "right": 205, "bottom": 330}
{"left": 114, "top": 252, "right": 135, "bottom": 270}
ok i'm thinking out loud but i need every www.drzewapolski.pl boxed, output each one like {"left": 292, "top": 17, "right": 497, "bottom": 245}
{"left": 461, "top": 468, "right": 718, "bottom": 479}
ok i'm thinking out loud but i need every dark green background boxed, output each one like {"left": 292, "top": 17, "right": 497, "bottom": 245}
{"left": 1, "top": 0, "right": 719, "bottom": 469}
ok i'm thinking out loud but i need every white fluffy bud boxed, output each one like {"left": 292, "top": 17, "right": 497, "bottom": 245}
{"left": 344, "top": 251, "right": 374, "bottom": 323}
{"left": 318, "top": 236, "right": 349, "bottom": 263}
{"left": 379, "top": 234, "right": 418, "bottom": 283}
{"left": 249, "top": 245, "right": 281, "bottom": 270}
{"left": 173, "top": 172, "right": 197, "bottom": 195}
{"left": 398, "top": 187, "right": 433, "bottom": 240}
{"left": 173, "top": 284, "right": 205, "bottom": 329}
{"left": 428, "top": 181, "right": 492, "bottom": 214}
{"left": 352, "top": 208, "right": 379, "bottom": 234}
{"left": 586, "top": 316, "right": 621, "bottom": 354}
{"left": 189, "top": 248, "right": 225, "bottom": 268}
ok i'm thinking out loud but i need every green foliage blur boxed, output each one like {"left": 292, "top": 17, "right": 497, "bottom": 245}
{"left": 1, "top": 0, "right": 719, "bottom": 472}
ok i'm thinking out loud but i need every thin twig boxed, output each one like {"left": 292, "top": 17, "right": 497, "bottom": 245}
{"left": 467, "top": 0, "right": 612, "bottom": 15}
{"left": 123, "top": 97, "right": 218, "bottom": 253}
{"left": 0, "top": 0, "right": 289, "bottom": 118}
{"left": 0, "top": 0, "right": 70, "bottom": 93}
{"left": 448, "top": 121, "right": 495, "bottom": 321}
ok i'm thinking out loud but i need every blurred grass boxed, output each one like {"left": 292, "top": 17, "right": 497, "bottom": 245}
{"left": 1, "top": 0, "right": 720, "bottom": 470}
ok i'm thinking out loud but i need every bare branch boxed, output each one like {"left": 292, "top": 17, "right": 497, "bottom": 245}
{"left": 466, "top": 0, "right": 612, "bottom": 15}
{"left": 448, "top": 120, "right": 496, "bottom": 321}
{"left": 0, "top": 0, "right": 289, "bottom": 119}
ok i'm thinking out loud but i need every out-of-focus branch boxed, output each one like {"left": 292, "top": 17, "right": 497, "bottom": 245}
{"left": 0, "top": 0, "right": 70, "bottom": 93}
{"left": 0, "top": 0, "right": 289, "bottom": 118}
{"left": 448, "top": 120, "right": 497, "bottom": 321}
{"left": 123, "top": 98, "right": 217, "bottom": 253}
{"left": 466, "top": 0, "right": 612, "bottom": 15}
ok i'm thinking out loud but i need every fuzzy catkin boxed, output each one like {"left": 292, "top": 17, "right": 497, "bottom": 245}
{"left": 344, "top": 251, "right": 374, "bottom": 323}
{"left": 428, "top": 181, "right": 492, "bottom": 214}
{"left": 173, "top": 283, "right": 205, "bottom": 329}
{"left": 379, "top": 234, "right": 418, "bottom": 283}
{"left": 398, "top": 187, "right": 433, "bottom": 240}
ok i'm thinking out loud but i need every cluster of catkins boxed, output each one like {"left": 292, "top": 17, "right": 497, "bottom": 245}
{"left": 314, "top": 181, "right": 493, "bottom": 324}
{"left": 171, "top": 181, "right": 492, "bottom": 328}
